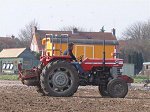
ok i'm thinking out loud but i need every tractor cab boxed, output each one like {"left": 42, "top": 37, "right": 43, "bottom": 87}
{"left": 41, "top": 34, "right": 69, "bottom": 57}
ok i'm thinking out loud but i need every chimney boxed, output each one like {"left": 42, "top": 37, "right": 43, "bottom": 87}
{"left": 100, "top": 26, "right": 105, "bottom": 32}
{"left": 72, "top": 28, "right": 78, "bottom": 34}
{"left": 32, "top": 26, "right": 37, "bottom": 35}
{"left": 11, "top": 35, "right": 15, "bottom": 39}
{"left": 112, "top": 28, "right": 116, "bottom": 36}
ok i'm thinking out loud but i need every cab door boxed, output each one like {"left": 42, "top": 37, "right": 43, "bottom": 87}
{"left": 85, "top": 46, "right": 94, "bottom": 58}
{"left": 75, "top": 45, "right": 94, "bottom": 59}
{"left": 75, "top": 45, "right": 84, "bottom": 59}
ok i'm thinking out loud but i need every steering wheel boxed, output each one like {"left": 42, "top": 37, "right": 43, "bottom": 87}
{"left": 77, "top": 55, "right": 84, "bottom": 62}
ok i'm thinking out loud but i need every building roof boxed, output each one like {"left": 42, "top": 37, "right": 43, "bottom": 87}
{"left": 118, "top": 40, "right": 126, "bottom": 46}
{"left": 0, "top": 37, "right": 16, "bottom": 45}
{"left": 31, "top": 27, "right": 117, "bottom": 52}
{"left": 36, "top": 30, "right": 116, "bottom": 40}
{"left": 52, "top": 38, "right": 119, "bottom": 45}
{"left": 0, "top": 37, "right": 21, "bottom": 51}
{"left": 118, "top": 40, "right": 128, "bottom": 50}
{"left": 0, "top": 48, "right": 26, "bottom": 58}
{"left": 143, "top": 62, "right": 150, "bottom": 65}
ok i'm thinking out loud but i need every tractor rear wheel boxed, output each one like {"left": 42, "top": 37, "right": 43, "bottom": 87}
{"left": 98, "top": 85, "right": 109, "bottom": 97}
{"left": 35, "top": 63, "right": 46, "bottom": 96}
{"left": 35, "top": 84, "right": 46, "bottom": 96}
{"left": 107, "top": 79, "right": 128, "bottom": 98}
{"left": 40, "top": 61, "right": 79, "bottom": 97}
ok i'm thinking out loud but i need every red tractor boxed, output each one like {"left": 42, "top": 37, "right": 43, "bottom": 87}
{"left": 18, "top": 35, "right": 133, "bottom": 98}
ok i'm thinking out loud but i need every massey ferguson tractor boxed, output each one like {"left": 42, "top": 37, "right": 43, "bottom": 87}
{"left": 18, "top": 34, "right": 133, "bottom": 98}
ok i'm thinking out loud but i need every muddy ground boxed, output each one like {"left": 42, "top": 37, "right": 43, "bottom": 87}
{"left": 0, "top": 80, "right": 149, "bottom": 112}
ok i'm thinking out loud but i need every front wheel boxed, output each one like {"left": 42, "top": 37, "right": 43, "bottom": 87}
{"left": 107, "top": 79, "right": 128, "bottom": 98}
{"left": 98, "top": 85, "right": 109, "bottom": 97}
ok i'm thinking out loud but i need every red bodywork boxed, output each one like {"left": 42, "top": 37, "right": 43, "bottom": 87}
{"left": 18, "top": 56, "right": 72, "bottom": 80}
{"left": 117, "top": 75, "right": 134, "bottom": 83}
{"left": 18, "top": 56, "right": 133, "bottom": 83}
{"left": 80, "top": 58, "right": 133, "bottom": 83}
{"left": 81, "top": 58, "right": 123, "bottom": 71}
{"left": 18, "top": 64, "right": 38, "bottom": 80}
{"left": 40, "top": 55, "right": 72, "bottom": 66}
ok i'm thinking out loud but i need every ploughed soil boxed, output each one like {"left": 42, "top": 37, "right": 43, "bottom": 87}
{"left": 0, "top": 80, "right": 149, "bottom": 112}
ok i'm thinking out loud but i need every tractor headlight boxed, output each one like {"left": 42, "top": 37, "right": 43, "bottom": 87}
{"left": 115, "top": 60, "right": 119, "bottom": 64}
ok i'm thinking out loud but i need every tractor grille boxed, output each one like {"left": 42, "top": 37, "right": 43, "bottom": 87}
{"left": 117, "top": 67, "right": 122, "bottom": 75}
{"left": 111, "top": 67, "right": 122, "bottom": 75}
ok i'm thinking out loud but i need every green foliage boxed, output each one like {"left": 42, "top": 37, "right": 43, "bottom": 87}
{"left": 120, "top": 49, "right": 144, "bottom": 74}
{"left": 0, "top": 75, "right": 18, "bottom": 80}
{"left": 122, "top": 20, "right": 150, "bottom": 62}
{"left": 133, "top": 75, "right": 148, "bottom": 83}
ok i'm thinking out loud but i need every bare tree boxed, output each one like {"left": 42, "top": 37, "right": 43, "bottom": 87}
{"left": 142, "top": 20, "right": 150, "bottom": 39}
{"left": 18, "top": 19, "right": 39, "bottom": 47}
{"left": 123, "top": 20, "right": 150, "bottom": 40}
{"left": 121, "top": 19, "right": 150, "bottom": 61}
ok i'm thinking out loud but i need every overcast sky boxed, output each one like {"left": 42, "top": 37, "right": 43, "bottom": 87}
{"left": 0, "top": 0, "right": 149, "bottom": 38}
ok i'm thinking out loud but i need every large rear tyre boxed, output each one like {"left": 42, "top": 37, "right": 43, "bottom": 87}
{"left": 107, "top": 79, "right": 128, "bottom": 98}
{"left": 98, "top": 85, "right": 109, "bottom": 97}
{"left": 35, "top": 84, "right": 46, "bottom": 96}
{"left": 40, "top": 61, "right": 79, "bottom": 97}
{"left": 35, "top": 63, "right": 46, "bottom": 96}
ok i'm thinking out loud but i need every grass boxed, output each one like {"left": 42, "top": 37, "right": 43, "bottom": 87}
{"left": 0, "top": 74, "right": 149, "bottom": 83}
{"left": 0, "top": 74, "right": 18, "bottom": 80}
{"left": 133, "top": 75, "right": 149, "bottom": 83}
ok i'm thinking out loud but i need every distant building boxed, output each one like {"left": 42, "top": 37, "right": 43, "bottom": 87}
{"left": 0, "top": 48, "right": 39, "bottom": 74}
{"left": 141, "top": 62, "right": 150, "bottom": 75}
{"left": 0, "top": 36, "right": 21, "bottom": 51}
{"left": 31, "top": 27, "right": 119, "bottom": 59}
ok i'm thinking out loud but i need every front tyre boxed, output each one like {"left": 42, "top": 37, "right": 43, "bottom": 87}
{"left": 107, "top": 79, "right": 128, "bottom": 98}
{"left": 40, "top": 61, "right": 79, "bottom": 97}
{"left": 98, "top": 85, "right": 109, "bottom": 97}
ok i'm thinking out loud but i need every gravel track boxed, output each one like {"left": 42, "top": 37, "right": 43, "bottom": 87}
{"left": 0, "top": 80, "right": 149, "bottom": 112}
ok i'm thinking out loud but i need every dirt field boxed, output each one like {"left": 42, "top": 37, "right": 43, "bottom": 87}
{"left": 0, "top": 81, "right": 149, "bottom": 112}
